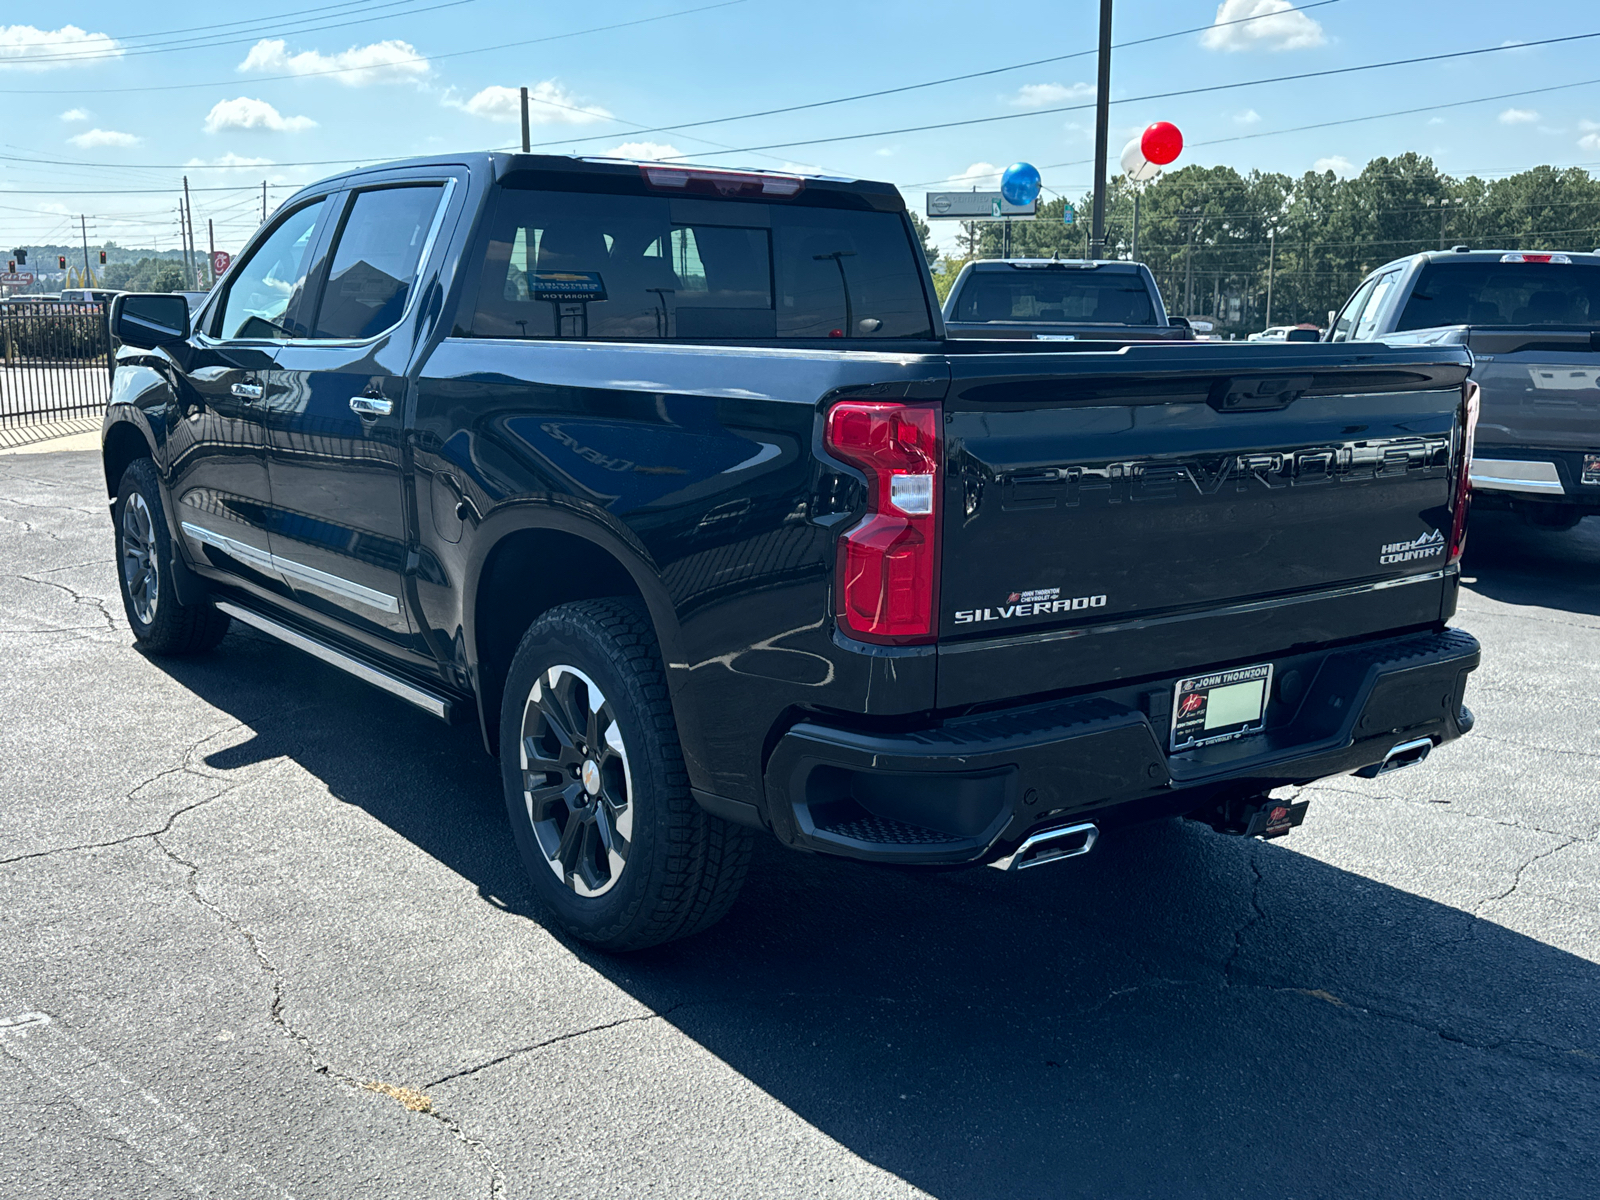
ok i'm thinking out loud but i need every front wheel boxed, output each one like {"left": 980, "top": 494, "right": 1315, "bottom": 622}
{"left": 114, "top": 458, "right": 230, "bottom": 654}
{"left": 499, "top": 598, "right": 752, "bottom": 950}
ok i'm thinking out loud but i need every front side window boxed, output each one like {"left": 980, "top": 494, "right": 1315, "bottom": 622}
{"left": 312, "top": 184, "right": 446, "bottom": 340}
{"left": 1353, "top": 270, "right": 1401, "bottom": 340}
{"left": 1328, "top": 274, "right": 1381, "bottom": 342}
{"left": 215, "top": 198, "right": 329, "bottom": 341}
{"left": 468, "top": 189, "right": 932, "bottom": 341}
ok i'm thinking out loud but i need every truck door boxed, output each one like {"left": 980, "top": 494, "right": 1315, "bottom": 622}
{"left": 262, "top": 180, "right": 454, "bottom": 653}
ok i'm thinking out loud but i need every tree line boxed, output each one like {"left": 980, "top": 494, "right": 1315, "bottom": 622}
{"left": 923, "top": 153, "right": 1600, "bottom": 334}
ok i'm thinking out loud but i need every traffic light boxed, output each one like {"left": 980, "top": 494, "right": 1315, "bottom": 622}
{"left": 99, "top": 250, "right": 107, "bottom": 265}
{"left": 58, "top": 255, "right": 66, "bottom": 270}
{"left": 6, "top": 260, "right": 13, "bottom": 273}
{"left": 12, "top": 248, "right": 25, "bottom": 265}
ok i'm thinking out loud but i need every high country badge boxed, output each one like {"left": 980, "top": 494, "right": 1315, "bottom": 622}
{"left": 1379, "top": 529, "right": 1445, "bottom": 565}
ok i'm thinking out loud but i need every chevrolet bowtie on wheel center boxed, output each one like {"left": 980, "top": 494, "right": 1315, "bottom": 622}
{"left": 102, "top": 153, "right": 1480, "bottom": 949}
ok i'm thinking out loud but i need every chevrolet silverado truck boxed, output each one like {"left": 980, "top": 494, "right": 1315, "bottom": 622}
{"left": 102, "top": 153, "right": 1481, "bottom": 950}
{"left": 941, "top": 257, "right": 1193, "bottom": 342}
{"left": 1327, "top": 247, "right": 1600, "bottom": 529}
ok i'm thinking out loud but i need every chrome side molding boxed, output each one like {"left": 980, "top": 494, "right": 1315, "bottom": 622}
{"left": 214, "top": 601, "right": 454, "bottom": 722}
{"left": 990, "top": 821, "right": 1099, "bottom": 872}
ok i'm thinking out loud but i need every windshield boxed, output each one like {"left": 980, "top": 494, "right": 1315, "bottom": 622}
{"left": 951, "top": 270, "right": 1157, "bottom": 324}
{"left": 1395, "top": 261, "right": 1600, "bottom": 329}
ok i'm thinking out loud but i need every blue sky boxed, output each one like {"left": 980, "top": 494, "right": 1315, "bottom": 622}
{"left": 3, "top": 0, "right": 1599, "bottom": 257}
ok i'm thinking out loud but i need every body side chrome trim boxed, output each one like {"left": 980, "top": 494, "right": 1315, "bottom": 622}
{"left": 944, "top": 570, "right": 1451, "bottom": 655}
{"left": 180, "top": 521, "right": 400, "bottom": 613}
{"left": 215, "top": 601, "right": 452, "bottom": 721}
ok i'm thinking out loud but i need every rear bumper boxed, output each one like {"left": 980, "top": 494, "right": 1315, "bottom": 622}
{"left": 761, "top": 627, "right": 1480, "bottom": 865}
{"left": 1470, "top": 448, "right": 1600, "bottom": 505}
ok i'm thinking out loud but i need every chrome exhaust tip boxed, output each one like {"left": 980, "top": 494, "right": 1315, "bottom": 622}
{"left": 1356, "top": 736, "right": 1435, "bottom": 779}
{"left": 990, "top": 822, "right": 1098, "bottom": 872}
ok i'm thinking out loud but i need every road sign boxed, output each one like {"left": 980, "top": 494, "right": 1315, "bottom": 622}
{"left": 1, "top": 271, "right": 35, "bottom": 286}
{"left": 212, "top": 251, "right": 232, "bottom": 276}
{"left": 925, "top": 190, "right": 1036, "bottom": 220}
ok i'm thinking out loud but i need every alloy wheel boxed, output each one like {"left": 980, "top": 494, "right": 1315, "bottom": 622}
{"left": 520, "top": 664, "right": 634, "bottom": 897}
{"left": 120, "top": 492, "right": 159, "bottom": 626}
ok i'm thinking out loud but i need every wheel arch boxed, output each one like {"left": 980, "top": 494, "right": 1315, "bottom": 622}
{"left": 465, "top": 504, "right": 685, "bottom": 756}
{"left": 101, "top": 415, "right": 156, "bottom": 498}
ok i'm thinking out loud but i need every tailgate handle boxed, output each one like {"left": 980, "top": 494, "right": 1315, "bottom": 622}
{"left": 1209, "top": 375, "right": 1313, "bottom": 412}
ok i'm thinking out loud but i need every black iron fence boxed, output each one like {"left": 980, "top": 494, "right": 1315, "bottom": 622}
{"left": 0, "top": 301, "right": 113, "bottom": 428}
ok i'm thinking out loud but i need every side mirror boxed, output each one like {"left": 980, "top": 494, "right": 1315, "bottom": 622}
{"left": 110, "top": 293, "right": 190, "bottom": 349}
{"left": 1168, "top": 316, "right": 1191, "bottom": 329}
{"left": 1285, "top": 328, "right": 1321, "bottom": 343}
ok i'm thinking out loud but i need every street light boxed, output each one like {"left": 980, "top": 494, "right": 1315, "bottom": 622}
{"left": 1265, "top": 228, "right": 1276, "bottom": 328}
{"left": 1424, "top": 196, "right": 1466, "bottom": 250}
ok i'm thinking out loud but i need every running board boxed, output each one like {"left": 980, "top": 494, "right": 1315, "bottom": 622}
{"left": 214, "top": 601, "right": 456, "bottom": 723}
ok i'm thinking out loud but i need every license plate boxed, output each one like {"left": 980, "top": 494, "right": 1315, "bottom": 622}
{"left": 1171, "top": 663, "right": 1274, "bottom": 751}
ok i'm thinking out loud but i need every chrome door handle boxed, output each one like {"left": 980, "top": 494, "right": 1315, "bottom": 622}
{"left": 230, "top": 381, "right": 263, "bottom": 401}
{"left": 349, "top": 396, "right": 393, "bottom": 417}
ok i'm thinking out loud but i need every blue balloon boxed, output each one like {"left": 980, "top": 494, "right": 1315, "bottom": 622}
{"left": 1000, "top": 161, "right": 1041, "bottom": 207}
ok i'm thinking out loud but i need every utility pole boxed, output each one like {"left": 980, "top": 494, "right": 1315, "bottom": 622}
{"left": 208, "top": 219, "right": 216, "bottom": 288}
{"left": 1088, "top": 0, "right": 1113, "bottom": 259}
{"left": 1265, "top": 228, "right": 1275, "bottom": 327}
{"left": 262, "top": 180, "right": 268, "bottom": 223}
{"left": 80, "top": 215, "right": 90, "bottom": 280}
{"left": 1131, "top": 189, "right": 1141, "bottom": 261}
{"left": 182, "top": 176, "right": 197, "bottom": 287}
{"left": 520, "top": 86, "right": 532, "bottom": 153}
{"left": 1182, "top": 214, "right": 1198, "bottom": 315}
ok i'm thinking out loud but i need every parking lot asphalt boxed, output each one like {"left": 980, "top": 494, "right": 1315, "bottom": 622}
{"left": 2, "top": 446, "right": 1597, "bottom": 1200}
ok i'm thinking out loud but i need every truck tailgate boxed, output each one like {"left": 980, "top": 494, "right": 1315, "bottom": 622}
{"left": 937, "top": 344, "right": 1472, "bottom": 708}
{"left": 1465, "top": 328, "right": 1600, "bottom": 454}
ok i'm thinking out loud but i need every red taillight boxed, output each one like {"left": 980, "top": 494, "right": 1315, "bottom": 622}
{"left": 1448, "top": 379, "right": 1480, "bottom": 565}
{"left": 640, "top": 164, "right": 804, "bottom": 198}
{"left": 825, "top": 401, "right": 942, "bottom": 644}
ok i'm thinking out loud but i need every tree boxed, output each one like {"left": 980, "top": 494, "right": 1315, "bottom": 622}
{"left": 101, "top": 257, "right": 188, "bottom": 293}
{"left": 907, "top": 211, "right": 939, "bottom": 267}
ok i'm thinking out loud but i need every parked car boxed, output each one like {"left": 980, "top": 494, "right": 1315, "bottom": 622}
{"left": 59, "top": 287, "right": 119, "bottom": 306}
{"left": 1327, "top": 247, "right": 1600, "bottom": 529}
{"left": 1249, "top": 325, "right": 1292, "bottom": 342}
{"left": 941, "top": 258, "right": 1193, "bottom": 341}
{"left": 102, "top": 153, "right": 1481, "bottom": 949}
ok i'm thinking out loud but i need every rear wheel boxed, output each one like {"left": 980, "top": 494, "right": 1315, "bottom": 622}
{"left": 114, "top": 458, "right": 230, "bottom": 654}
{"left": 499, "top": 598, "right": 752, "bottom": 950}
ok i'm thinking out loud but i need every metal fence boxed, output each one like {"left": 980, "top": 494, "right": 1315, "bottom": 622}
{"left": 0, "top": 301, "right": 113, "bottom": 429}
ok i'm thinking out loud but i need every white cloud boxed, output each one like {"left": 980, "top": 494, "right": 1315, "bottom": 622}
{"left": 603, "top": 141, "right": 683, "bottom": 161}
{"left": 1498, "top": 108, "right": 1538, "bottom": 125}
{"left": 204, "top": 97, "right": 316, "bottom": 133}
{"left": 0, "top": 24, "right": 120, "bottom": 71}
{"left": 1427, "top": 117, "right": 1447, "bottom": 126}
{"left": 238, "top": 37, "right": 427, "bottom": 86}
{"left": 59, "top": 107, "right": 89, "bottom": 122}
{"left": 67, "top": 128, "right": 139, "bottom": 148}
{"left": 1201, "top": 0, "right": 1324, "bottom": 52}
{"left": 1235, "top": 108, "right": 1262, "bottom": 125}
{"left": 1581, "top": 133, "right": 1600, "bottom": 153}
{"left": 1312, "top": 155, "right": 1354, "bottom": 176}
{"left": 948, "top": 162, "right": 1002, "bottom": 185}
{"left": 1579, "top": 119, "right": 1600, "bottom": 132}
{"left": 1010, "top": 82, "right": 1094, "bottom": 108}
{"left": 448, "top": 82, "right": 610, "bottom": 125}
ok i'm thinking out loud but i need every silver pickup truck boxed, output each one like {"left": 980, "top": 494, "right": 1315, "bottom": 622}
{"left": 1329, "top": 247, "right": 1600, "bottom": 530}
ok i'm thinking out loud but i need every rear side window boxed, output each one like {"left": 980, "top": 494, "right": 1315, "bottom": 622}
{"left": 313, "top": 184, "right": 446, "bottom": 340}
{"left": 1395, "top": 262, "right": 1600, "bottom": 329}
{"left": 467, "top": 189, "right": 932, "bottom": 341}
{"left": 952, "top": 271, "right": 1155, "bottom": 324}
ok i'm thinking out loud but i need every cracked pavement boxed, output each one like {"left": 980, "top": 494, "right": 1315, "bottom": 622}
{"left": 2, "top": 448, "right": 1598, "bottom": 1199}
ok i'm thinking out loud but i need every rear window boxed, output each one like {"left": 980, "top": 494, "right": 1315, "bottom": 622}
{"left": 466, "top": 189, "right": 932, "bottom": 341}
{"left": 952, "top": 270, "right": 1156, "bottom": 324}
{"left": 1395, "top": 261, "right": 1600, "bottom": 329}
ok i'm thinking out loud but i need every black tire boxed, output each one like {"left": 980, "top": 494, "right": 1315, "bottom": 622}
{"left": 114, "top": 458, "right": 231, "bottom": 654}
{"left": 499, "top": 598, "right": 752, "bottom": 951}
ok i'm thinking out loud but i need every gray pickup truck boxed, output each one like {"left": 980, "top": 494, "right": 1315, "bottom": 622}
{"left": 941, "top": 258, "right": 1193, "bottom": 342}
{"left": 1329, "top": 248, "right": 1600, "bottom": 530}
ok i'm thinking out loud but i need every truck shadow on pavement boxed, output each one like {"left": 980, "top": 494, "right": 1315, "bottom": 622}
{"left": 1462, "top": 511, "right": 1600, "bottom": 618}
{"left": 153, "top": 630, "right": 1600, "bottom": 1200}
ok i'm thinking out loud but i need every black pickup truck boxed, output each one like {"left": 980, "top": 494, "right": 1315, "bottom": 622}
{"left": 1328, "top": 247, "right": 1600, "bottom": 529}
{"left": 103, "top": 153, "right": 1481, "bottom": 949}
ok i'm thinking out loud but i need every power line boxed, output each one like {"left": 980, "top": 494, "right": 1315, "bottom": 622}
{"left": 11, "top": 0, "right": 399, "bottom": 48}
{"left": 650, "top": 29, "right": 1600, "bottom": 162}
{"left": 0, "top": 0, "right": 753, "bottom": 94}
{"left": 2, "top": 0, "right": 473, "bottom": 67}
{"left": 512, "top": 0, "right": 1347, "bottom": 151}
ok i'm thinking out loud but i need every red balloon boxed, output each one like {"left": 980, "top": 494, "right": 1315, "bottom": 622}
{"left": 1141, "top": 121, "right": 1183, "bottom": 167}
